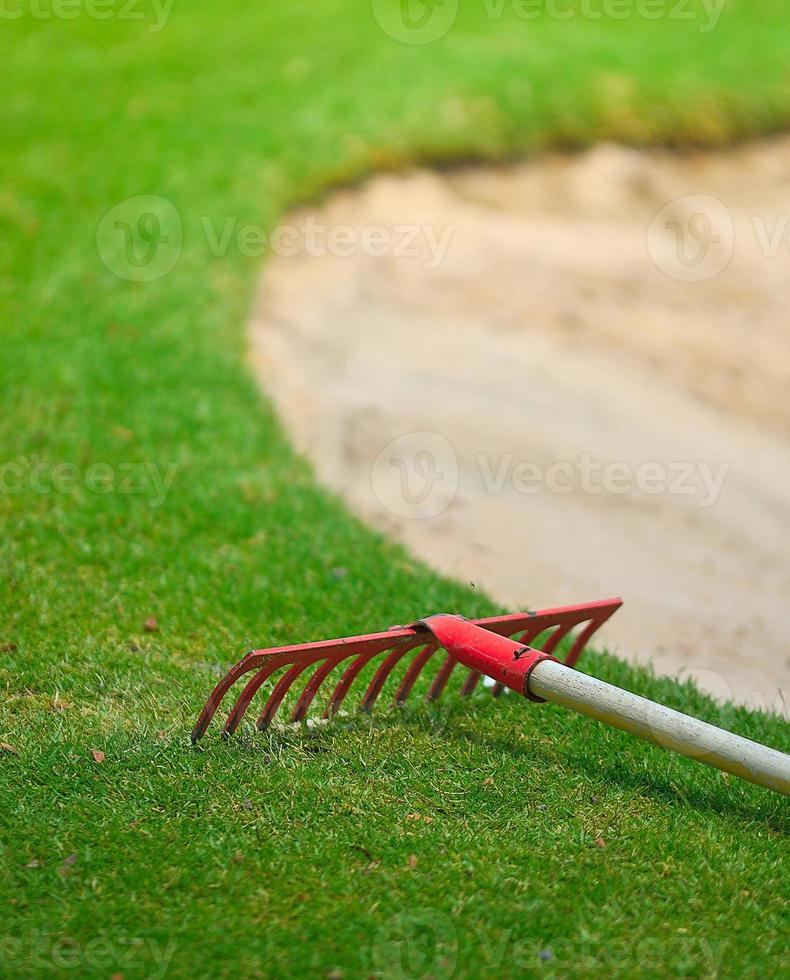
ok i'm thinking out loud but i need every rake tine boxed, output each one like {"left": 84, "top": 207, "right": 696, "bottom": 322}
{"left": 426, "top": 652, "right": 457, "bottom": 701}
{"left": 291, "top": 659, "right": 342, "bottom": 723}
{"left": 323, "top": 651, "right": 381, "bottom": 719}
{"left": 222, "top": 661, "right": 283, "bottom": 737}
{"left": 323, "top": 637, "right": 423, "bottom": 718}
{"left": 539, "top": 621, "right": 576, "bottom": 656}
{"left": 394, "top": 642, "right": 438, "bottom": 705}
{"left": 515, "top": 624, "right": 550, "bottom": 646}
{"left": 360, "top": 642, "right": 427, "bottom": 712}
{"left": 460, "top": 671, "right": 482, "bottom": 697}
{"left": 195, "top": 629, "right": 422, "bottom": 741}
{"left": 255, "top": 661, "right": 315, "bottom": 731}
{"left": 564, "top": 611, "right": 616, "bottom": 667}
{"left": 192, "top": 652, "right": 276, "bottom": 743}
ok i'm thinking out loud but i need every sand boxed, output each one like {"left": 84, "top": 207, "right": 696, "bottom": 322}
{"left": 249, "top": 139, "right": 790, "bottom": 715}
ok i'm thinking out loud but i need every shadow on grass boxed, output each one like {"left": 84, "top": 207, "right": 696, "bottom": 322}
{"left": 189, "top": 694, "right": 789, "bottom": 831}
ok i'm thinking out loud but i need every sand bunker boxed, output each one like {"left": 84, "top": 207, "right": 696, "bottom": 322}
{"left": 250, "top": 139, "right": 790, "bottom": 715}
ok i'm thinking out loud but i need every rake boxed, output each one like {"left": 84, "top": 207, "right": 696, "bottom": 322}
{"left": 193, "top": 598, "right": 790, "bottom": 796}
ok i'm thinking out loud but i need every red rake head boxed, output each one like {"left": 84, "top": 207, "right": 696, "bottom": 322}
{"left": 191, "top": 598, "right": 622, "bottom": 742}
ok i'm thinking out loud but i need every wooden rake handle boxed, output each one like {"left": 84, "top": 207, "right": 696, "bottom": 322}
{"left": 421, "top": 616, "right": 790, "bottom": 796}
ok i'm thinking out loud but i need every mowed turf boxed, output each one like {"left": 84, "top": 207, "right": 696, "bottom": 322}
{"left": 1, "top": 1, "right": 789, "bottom": 976}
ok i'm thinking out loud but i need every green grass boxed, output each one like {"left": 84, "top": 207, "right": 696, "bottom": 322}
{"left": 2, "top": 1, "right": 790, "bottom": 976}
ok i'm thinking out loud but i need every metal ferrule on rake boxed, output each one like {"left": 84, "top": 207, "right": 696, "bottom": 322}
{"left": 192, "top": 597, "right": 790, "bottom": 796}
